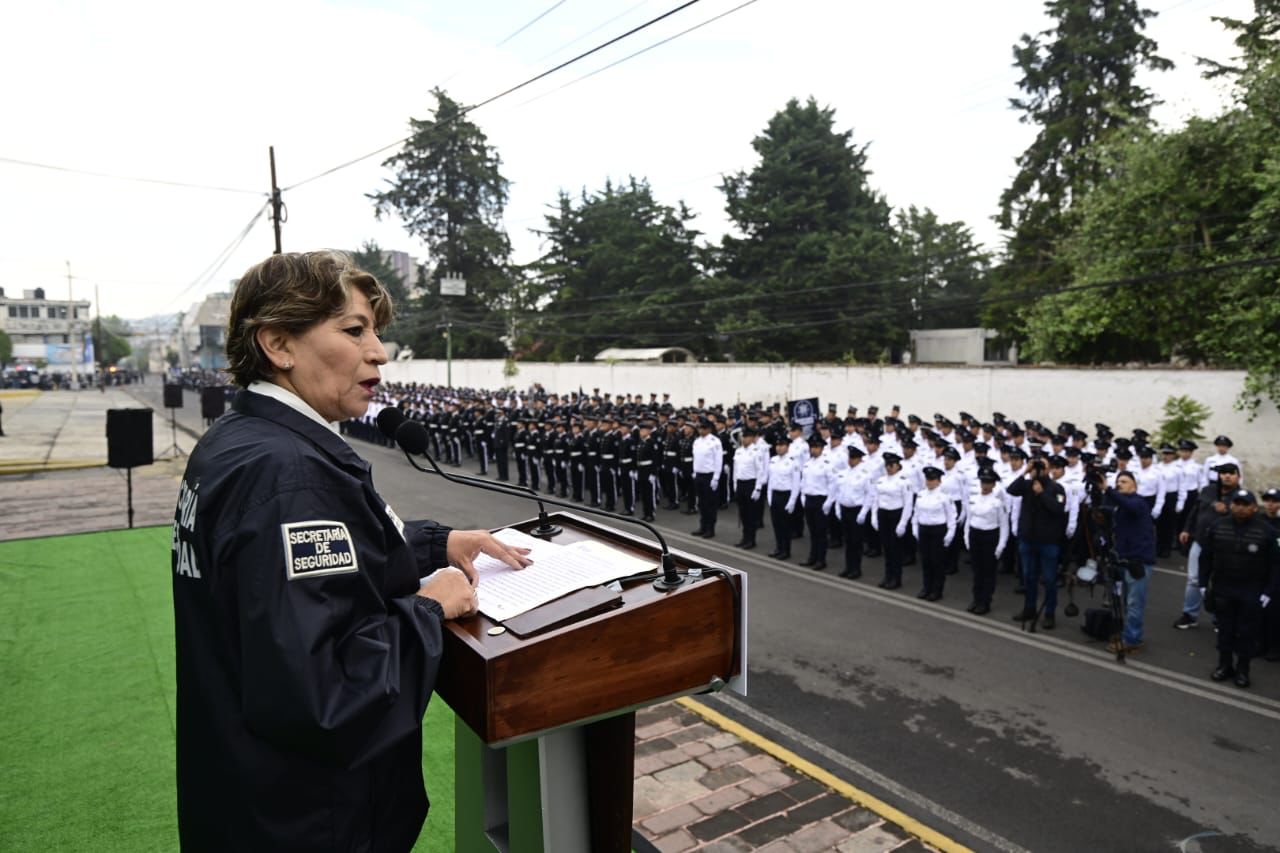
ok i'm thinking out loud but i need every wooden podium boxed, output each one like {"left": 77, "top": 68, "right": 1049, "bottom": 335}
{"left": 435, "top": 511, "right": 746, "bottom": 853}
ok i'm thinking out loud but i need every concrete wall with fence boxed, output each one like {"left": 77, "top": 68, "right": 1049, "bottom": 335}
{"left": 380, "top": 360, "right": 1280, "bottom": 484}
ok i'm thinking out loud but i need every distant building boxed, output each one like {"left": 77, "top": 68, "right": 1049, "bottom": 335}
{"left": 380, "top": 249, "right": 418, "bottom": 292}
{"left": 907, "top": 328, "right": 1017, "bottom": 366}
{"left": 0, "top": 286, "right": 94, "bottom": 367}
{"left": 180, "top": 292, "right": 232, "bottom": 370}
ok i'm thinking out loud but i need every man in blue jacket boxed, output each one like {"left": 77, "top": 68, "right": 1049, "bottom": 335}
{"left": 1105, "top": 471, "right": 1156, "bottom": 653}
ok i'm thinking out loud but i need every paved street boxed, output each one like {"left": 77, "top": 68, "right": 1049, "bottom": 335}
{"left": 115, "top": 386, "right": 1280, "bottom": 850}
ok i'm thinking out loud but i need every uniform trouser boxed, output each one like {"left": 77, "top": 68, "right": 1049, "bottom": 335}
{"left": 495, "top": 447, "right": 509, "bottom": 481}
{"left": 735, "top": 479, "right": 758, "bottom": 542}
{"left": 601, "top": 466, "right": 617, "bottom": 510}
{"left": 839, "top": 506, "right": 864, "bottom": 576}
{"left": 528, "top": 455, "right": 540, "bottom": 491}
{"left": 621, "top": 468, "right": 636, "bottom": 513}
{"left": 585, "top": 463, "right": 599, "bottom": 504}
{"left": 918, "top": 523, "right": 948, "bottom": 597}
{"left": 543, "top": 456, "right": 557, "bottom": 493}
{"left": 1001, "top": 534, "right": 1020, "bottom": 575}
{"left": 661, "top": 465, "right": 678, "bottom": 507}
{"left": 791, "top": 497, "right": 806, "bottom": 538}
{"left": 681, "top": 467, "right": 696, "bottom": 511}
{"left": 558, "top": 461, "right": 569, "bottom": 497}
{"left": 803, "top": 495, "right": 828, "bottom": 563}
{"left": 828, "top": 506, "right": 843, "bottom": 547}
{"left": 770, "top": 492, "right": 793, "bottom": 556}
{"left": 970, "top": 528, "right": 999, "bottom": 606}
{"left": 695, "top": 472, "right": 717, "bottom": 533}
{"left": 878, "top": 508, "right": 904, "bottom": 584}
{"left": 428, "top": 430, "right": 440, "bottom": 458}
{"left": 570, "top": 459, "right": 584, "bottom": 501}
{"left": 638, "top": 464, "right": 657, "bottom": 517}
{"left": 863, "top": 515, "right": 881, "bottom": 556}
{"left": 1215, "top": 587, "right": 1263, "bottom": 666}
{"left": 1156, "top": 500, "right": 1178, "bottom": 556}
{"left": 476, "top": 440, "right": 489, "bottom": 474}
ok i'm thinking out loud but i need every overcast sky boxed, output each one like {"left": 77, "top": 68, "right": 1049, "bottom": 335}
{"left": 0, "top": 0, "right": 1249, "bottom": 322}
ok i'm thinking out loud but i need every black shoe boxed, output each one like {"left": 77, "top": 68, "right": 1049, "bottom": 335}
{"left": 665, "top": 503, "right": 679, "bottom": 511}
{"left": 1211, "top": 665, "right": 1235, "bottom": 682}
{"left": 917, "top": 589, "right": 930, "bottom": 599}
{"left": 1041, "top": 614, "right": 1055, "bottom": 629}
{"left": 974, "top": 604, "right": 990, "bottom": 615}
{"left": 734, "top": 540, "right": 748, "bottom": 548}
{"left": 742, "top": 542, "right": 756, "bottom": 550}
{"left": 691, "top": 529, "right": 706, "bottom": 537}
{"left": 926, "top": 592, "right": 942, "bottom": 602}
{"left": 1234, "top": 671, "right": 1251, "bottom": 689}
{"left": 812, "top": 561, "right": 826, "bottom": 570}
{"left": 768, "top": 550, "right": 782, "bottom": 558}
{"left": 1265, "top": 650, "right": 1280, "bottom": 663}
{"left": 643, "top": 515, "right": 655, "bottom": 522}
{"left": 878, "top": 579, "right": 889, "bottom": 588}
{"left": 682, "top": 508, "right": 698, "bottom": 515}
{"left": 966, "top": 601, "right": 978, "bottom": 613}
{"left": 886, "top": 580, "right": 902, "bottom": 590}
{"left": 1012, "top": 609, "right": 1036, "bottom": 622}
{"left": 1013, "top": 585, "right": 1026, "bottom": 595}
{"left": 902, "top": 556, "right": 916, "bottom": 567}
{"left": 799, "top": 559, "right": 816, "bottom": 567}
{"left": 771, "top": 552, "right": 790, "bottom": 561}
{"left": 1173, "top": 613, "right": 1199, "bottom": 630}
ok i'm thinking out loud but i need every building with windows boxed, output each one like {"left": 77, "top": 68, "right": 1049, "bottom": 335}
{"left": 178, "top": 292, "right": 232, "bottom": 370}
{"left": 0, "top": 286, "right": 94, "bottom": 366}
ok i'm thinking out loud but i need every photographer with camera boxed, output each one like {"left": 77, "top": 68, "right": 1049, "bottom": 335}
{"left": 1100, "top": 471, "right": 1156, "bottom": 654}
{"left": 1198, "top": 489, "right": 1280, "bottom": 688}
{"left": 1174, "top": 463, "right": 1242, "bottom": 629}
{"left": 1007, "top": 455, "right": 1068, "bottom": 628}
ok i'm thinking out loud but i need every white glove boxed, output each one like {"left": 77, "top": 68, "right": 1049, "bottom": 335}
{"left": 834, "top": 504, "right": 843, "bottom": 521}
{"left": 964, "top": 534, "right": 970, "bottom": 551}
{"left": 1151, "top": 510, "right": 1160, "bottom": 520}
{"left": 786, "top": 501, "right": 797, "bottom": 514}
{"left": 1263, "top": 595, "right": 1272, "bottom": 609}
{"left": 895, "top": 524, "right": 907, "bottom": 538}
{"left": 995, "top": 547, "right": 1005, "bottom": 560}
{"left": 751, "top": 489, "right": 761, "bottom": 501}
{"left": 711, "top": 479, "right": 720, "bottom": 492}
{"left": 943, "top": 535, "right": 954, "bottom": 548}
{"left": 871, "top": 516, "right": 879, "bottom": 531}
{"left": 1066, "top": 525, "right": 1076, "bottom": 540}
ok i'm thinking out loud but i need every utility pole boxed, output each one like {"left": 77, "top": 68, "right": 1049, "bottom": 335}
{"left": 66, "top": 261, "right": 79, "bottom": 381}
{"left": 94, "top": 283, "right": 103, "bottom": 391}
{"left": 269, "top": 146, "right": 283, "bottom": 254}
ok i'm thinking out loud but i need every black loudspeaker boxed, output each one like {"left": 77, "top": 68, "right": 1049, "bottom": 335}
{"left": 107, "top": 408, "right": 154, "bottom": 469}
{"left": 163, "top": 383, "right": 184, "bottom": 409}
{"left": 201, "top": 386, "right": 227, "bottom": 420}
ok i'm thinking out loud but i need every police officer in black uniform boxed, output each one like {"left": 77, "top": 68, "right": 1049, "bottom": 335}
{"left": 636, "top": 419, "right": 660, "bottom": 521}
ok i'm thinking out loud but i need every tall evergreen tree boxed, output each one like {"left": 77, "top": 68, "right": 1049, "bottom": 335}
{"left": 894, "top": 206, "right": 990, "bottom": 330}
{"left": 370, "top": 89, "right": 513, "bottom": 358}
{"left": 718, "top": 97, "right": 902, "bottom": 362}
{"left": 987, "top": 0, "right": 1172, "bottom": 337}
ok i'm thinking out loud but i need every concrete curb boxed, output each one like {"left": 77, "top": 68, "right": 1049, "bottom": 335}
{"left": 0, "top": 459, "right": 106, "bottom": 476}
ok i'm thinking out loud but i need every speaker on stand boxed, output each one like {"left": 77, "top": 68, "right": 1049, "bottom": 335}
{"left": 107, "top": 408, "right": 154, "bottom": 529}
{"left": 200, "top": 386, "right": 227, "bottom": 425}
{"left": 159, "top": 383, "right": 186, "bottom": 460}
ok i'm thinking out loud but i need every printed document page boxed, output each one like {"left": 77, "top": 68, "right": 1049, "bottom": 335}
{"left": 469, "top": 527, "right": 657, "bottom": 621}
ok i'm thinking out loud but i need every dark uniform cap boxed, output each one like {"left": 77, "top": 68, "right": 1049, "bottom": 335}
{"left": 1231, "top": 489, "right": 1256, "bottom": 504}
{"left": 788, "top": 422, "right": 803, "bottom": 432}
{"left": 922, "top": 466, "right": 943, "bottom": 480}
{"left": 847, "top": 445, "right": 865, "bottom": 458}
{"left": 1064, "top": 446, "right": 1081, "bottom": 457}
{"left": 1177, "top": 439, "right": 1198, "bottom": 451}
{"left": 908, "top": 413, "right": 922, "bottom": 424}
{"left": 828, "top": 403, "right": 838, "bottom": 412}
{"left": 1114, "top": 449, "right": 1133, "bottom": 460}
{"left": 1137, "top": 445, "right": 1155, "bottom": 458}
{"left": 900, "top": 438, "right": 917, "bottom": 449}
{"left": 1214, "top": 435, "right": 1233, "bottom": 447}
{"left": 698, "top": 418, "right": 713, "bottom": 429}
{"left": 978, "top": 469, "right": 1001, "bottom": 484}
{"left": 1049, "top": 455, "right": 1067, "bottom": 468}
{"left": 1082, "top": 452, "right": 1097, "bottom": 464}
{"left": 1262, "top": 487, "right": 1280, "bottom": 502}
{"left": 807, "top": 434, "right": 826, "bottom": 448}
{"left": 864, "top": 432, "right": 882, "bottom": 444}
{"left": 1132, "top": 428, "right": 1150, "bottom": 439}
{"left": 973, "top": 441, "right": 990, "bottom": 453}
{"left": 942, "top": 446, "right": 961, "bottom": 461}
{"left": 1051, "top": 434, "right": 1067, "bottom": 445}
{"left": 1009, "top": 447, "right": 1027, "bottom": 460}
{"left": 958, "top": 411, "right": 973, "bottom": 421}
{"left": 741, "top": 425, "right": 758, "bottom": 436}
{"left": 1214, "top": 462, "right": 1239, "bottom": 474}
{"left": 882, "top": 452, "right": 902, "bottom": 466}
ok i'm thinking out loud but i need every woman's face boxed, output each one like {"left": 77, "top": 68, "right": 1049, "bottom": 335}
{"left": 276, "top": 289, "right": 388, "bottom": 422}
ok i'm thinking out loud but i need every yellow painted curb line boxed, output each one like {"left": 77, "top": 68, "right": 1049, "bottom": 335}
{"left": 0, "top": 459, "right": 106, "bottom": 475}
{"left": 0, "top": 389, "right": 42, "bottom": 398}
{"left": 677, "top": 696, "right": 973, "bottom": 853}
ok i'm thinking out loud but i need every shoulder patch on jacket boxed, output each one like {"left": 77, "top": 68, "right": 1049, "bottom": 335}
{"left": 281, "top": 520, "right": 359, "bottom": 579}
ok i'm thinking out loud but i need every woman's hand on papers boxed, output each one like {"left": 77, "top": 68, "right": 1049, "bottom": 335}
{"left": 419, "top": 566, "right": 479, "bottom": 620}
{"left": 447, "top": 529, "right": 534, "bottom": 585}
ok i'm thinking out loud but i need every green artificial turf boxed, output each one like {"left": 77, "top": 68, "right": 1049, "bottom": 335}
{"left": 0, "top": 526, "right": 456, "bottom": 852}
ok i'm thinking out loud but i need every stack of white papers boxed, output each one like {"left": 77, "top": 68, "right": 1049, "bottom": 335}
{"left": 469, "top": 527, "right": 657, "bottom": 621}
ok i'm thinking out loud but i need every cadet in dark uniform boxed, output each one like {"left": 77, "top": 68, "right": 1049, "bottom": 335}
{"left": 1199, "top": 489, "right": 1280, "bottom": 688}
{"left": 172, "top": 251, "right": 530, "bottom": 853}
{"left": 513, "top": 419, "right": 529, "bottom": 486}
{"left": 568, "top": 419, "right": 586, "bottom": 502}
{"left": 619, "top": 420, "right": 638, "bottom": 515}
{"left": 599, "top": 415, "right": 619, "bottom": 512}
{"left": 492, "top": 411, "right": 510, "bottom": 482}
{"left": 661, "top": 421, "right": 681, "bottom": 510}
{"left": 636, "top": 419, "right": 660, "bottom": 521}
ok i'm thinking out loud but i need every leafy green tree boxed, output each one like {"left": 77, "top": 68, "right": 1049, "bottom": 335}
{"left": 95, "top": 315, "right": 132, "bottom": 366}
{"left": 988, "top": 0, "right": 1172, "bottom": 338}
{"left": 894, "top": 206, "right": 990, "bottom": 329}
{"left": 0, "top": 329, "right": 12, "bottom": 367}
{"left": 526, "top": 177, "right": 706, "bottom": 361}
{"left": 1156, "top": 394, "right": 1212, "bottom": 446}
{"left": 717, "top": 97, "right": 902, "bottom": 362}
{"left": 370, "top": 89, "right": 513, "bottom": 358}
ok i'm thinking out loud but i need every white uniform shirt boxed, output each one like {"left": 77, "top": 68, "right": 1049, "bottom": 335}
{"left": 733, "top": 445, "right": 766, "bottom": 484}
{"left": 693, "top": 434, "right": 723, "bottom": 479}
{"left": 767, "top": 455, "right": 801, "bottom": 512}
{"left": 870, "top": 472, "right": 914, "bottom": 534}
{"left": 965, "top": 489, "right": 1010, "bottom": 556}
{"left": 800, "top": 455, "right": 835, "bottom": 508}
{"left": 1133, "top": 462, "right": 1166, "bottom": 517}
{"left": 1156, "top": 459, "right": 1181, "bottom": 509}
{"left": 912, "top": 486, "right": 957, "bottom": 544}
{"left": 1177, "top": 456, "right": 1205, "bottom": 509}
{"left": 834, "top": 462, "right": 874, "bottom": 515}
{"left": 1204, "top": 451, "right": 1241, "bottom": 485}
{"left": 941, "top": 466, "right": 971, "bottom": 523}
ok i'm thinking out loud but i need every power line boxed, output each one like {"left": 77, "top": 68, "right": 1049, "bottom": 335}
{"left": 495, "top": 0, "right": 570, "bottom": 47}
{"left": 164, "top": 201, "right": 270, "bottom": 310}
{"left": 0, "top": 154, "right": 265, "bottom": 196}
{"left": 282, "top": 0, "right": 705, "bottom": 191}
{"left": 517, "top": 0, "right": 762, "bottom": 107}
{"left": 528, "top": 0, "right": 654, "bottom": 66}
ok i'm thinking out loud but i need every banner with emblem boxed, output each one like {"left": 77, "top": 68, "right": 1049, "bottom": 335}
{"left": 786, "top": 397, "right": 820, "bottom": 437}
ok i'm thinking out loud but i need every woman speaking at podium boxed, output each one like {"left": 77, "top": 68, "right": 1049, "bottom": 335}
{"left": 171, "top": 251, "right": 530, "bottom": 852}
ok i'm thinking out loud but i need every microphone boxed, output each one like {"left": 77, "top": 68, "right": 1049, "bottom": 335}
{"left": 381, "top": 409, "right": 686, "bottom": 591}
{"left": 377, "top": 408, "right": 563, "bottom": 539}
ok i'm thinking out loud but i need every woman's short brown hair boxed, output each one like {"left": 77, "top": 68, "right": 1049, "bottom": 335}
{"left": 225, "top": 251, "right": 394, "bottom": 388}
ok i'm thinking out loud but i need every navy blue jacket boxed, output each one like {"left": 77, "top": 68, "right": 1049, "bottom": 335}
{"left": 1105, "top": 488, "right": 1156, "bottom": 565}
{"left": 172, "top": 390, "right": 452, "bottom": 852}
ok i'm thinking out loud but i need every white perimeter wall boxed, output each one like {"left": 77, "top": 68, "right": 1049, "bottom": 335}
{"left": 382, "top": 360, "right": 1280, "bottom": 484}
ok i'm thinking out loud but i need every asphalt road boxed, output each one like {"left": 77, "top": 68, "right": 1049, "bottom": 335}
{"left": 138, "top": 386, "right": 1280, "bottom": 853}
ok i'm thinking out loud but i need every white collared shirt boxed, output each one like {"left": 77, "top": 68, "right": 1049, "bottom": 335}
{"left": 248, "top": 381, "right": 342, "bottom": 437}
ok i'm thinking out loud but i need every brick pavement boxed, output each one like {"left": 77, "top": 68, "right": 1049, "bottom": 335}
{"left": 633, "top": 702, "right": 935, "bottom": 852}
